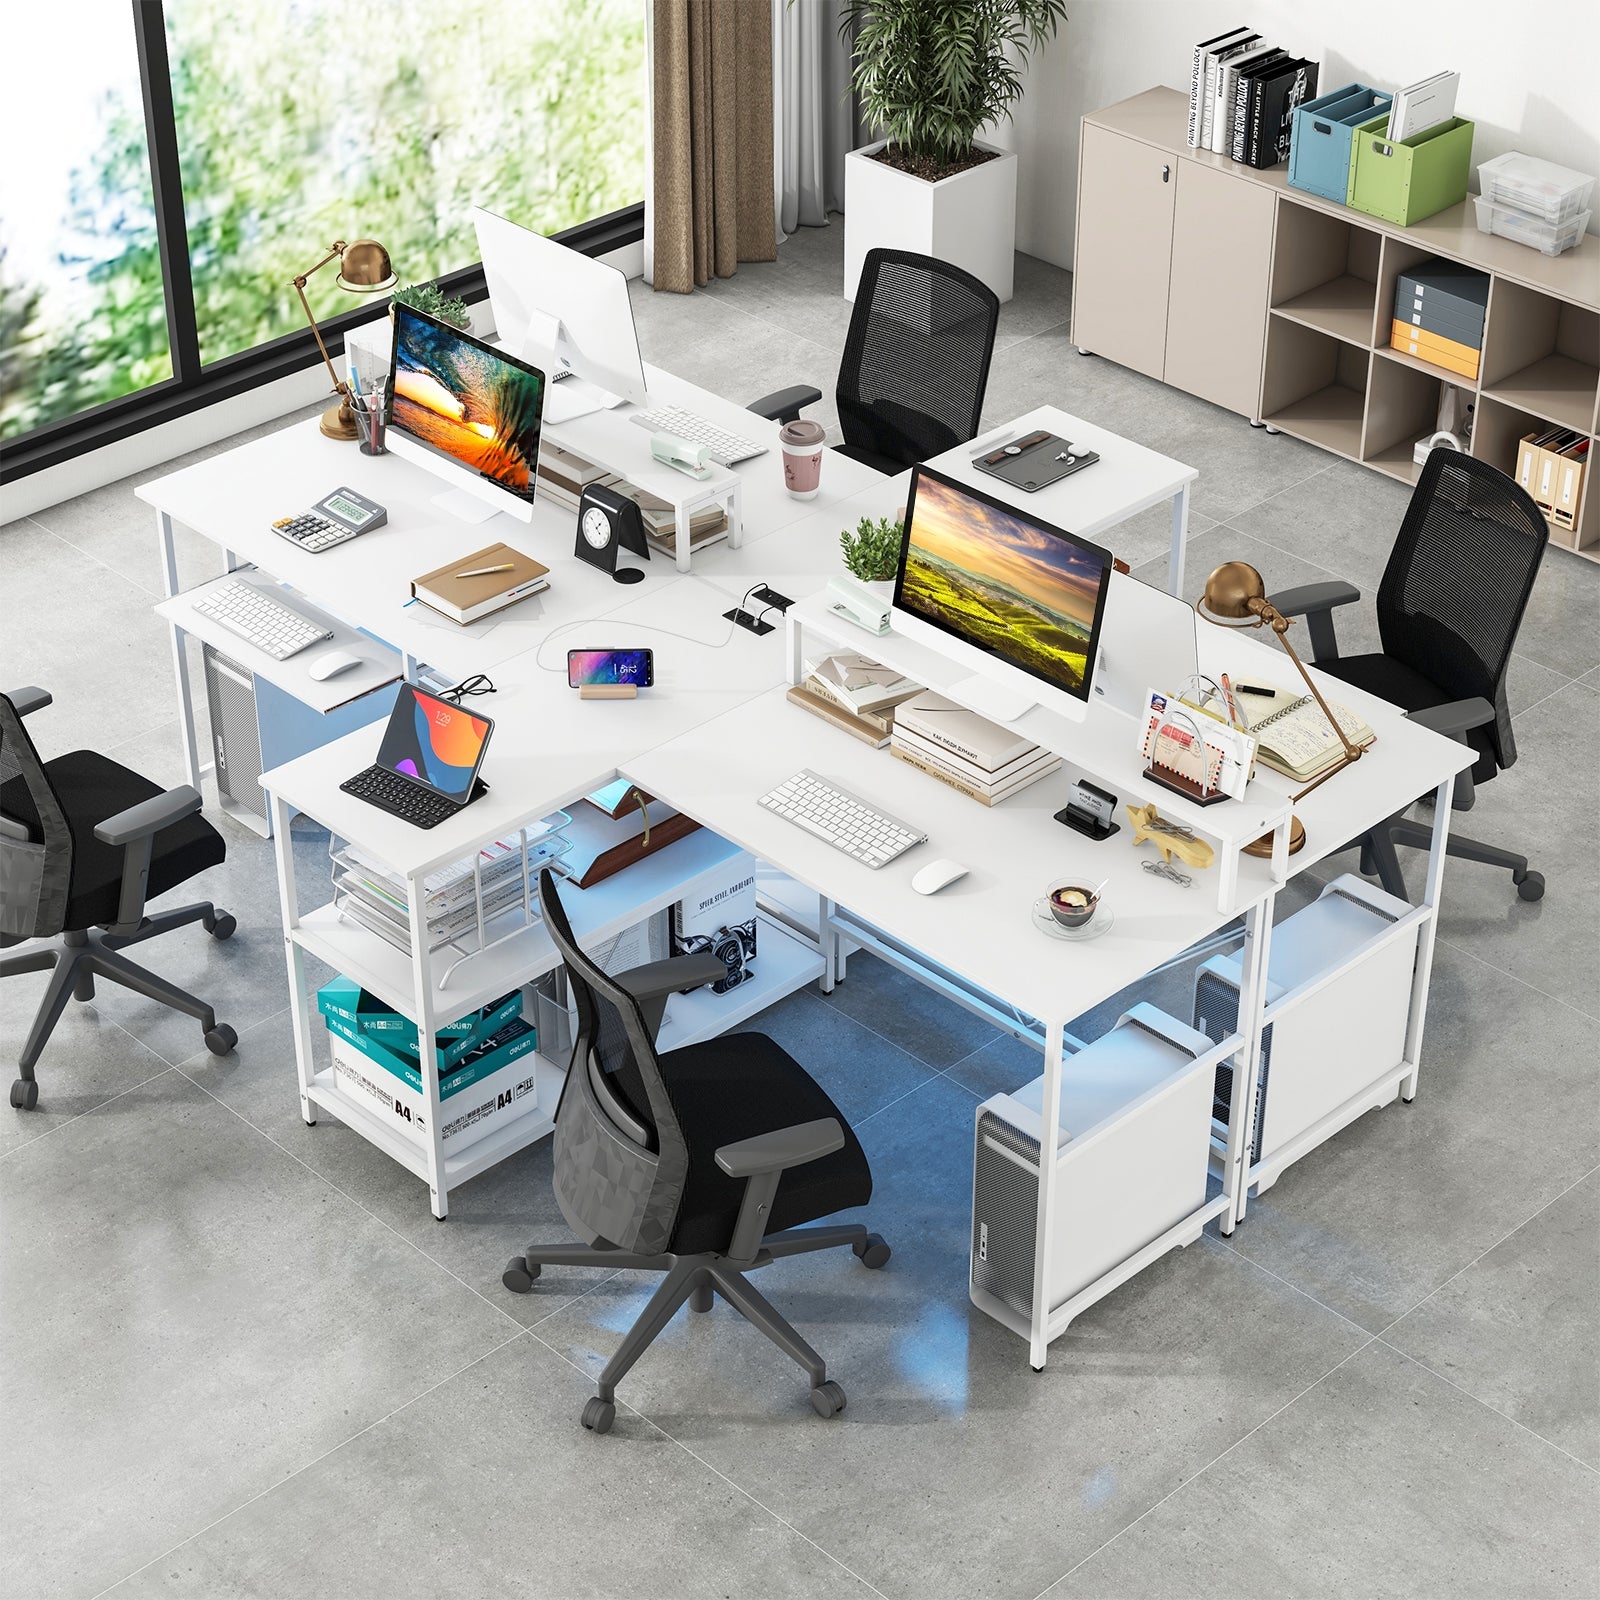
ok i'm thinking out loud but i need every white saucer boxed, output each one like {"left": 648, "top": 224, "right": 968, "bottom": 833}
{"left": 1032, "top": 900, "right": 1114, "bottom": 942}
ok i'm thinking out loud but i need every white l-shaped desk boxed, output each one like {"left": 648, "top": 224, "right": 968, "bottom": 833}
{"left": 138, "top": 380, "right": 1469, "bottom": 1366}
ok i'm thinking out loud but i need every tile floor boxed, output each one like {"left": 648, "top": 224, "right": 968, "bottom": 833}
{"left": 2, "top": 219, "right": 1597, "bottom": 1600}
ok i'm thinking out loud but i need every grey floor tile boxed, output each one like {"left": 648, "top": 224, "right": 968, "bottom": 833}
{"left": 114, "top": 1335, "right": 878, "bottom": 1600}
{"left": 28, "top": 483, "right": 224, "bottom": 599}
{"left": 534, "top": 1074, "right": 1366, "bottom": 1600}
{"left": 1385, "top": 1169, "right": 1600, "bottom": 1468}
{"left": 1052, "top": 1340, "right": 1600, "bottom": 1600}
{"left": 0, "top": 1070, "right": 517, "bottom": 1600}
{"left": 1220, "top": 941, "right": 1599, "bottom": 1333}
{"left": 822, "top": 948, "right": 1005, "bottom": 1069}
{"left": 1516, "top": 542, "right": 1600, "bottom": 681}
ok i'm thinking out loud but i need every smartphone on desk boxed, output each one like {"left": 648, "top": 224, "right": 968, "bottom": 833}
{"left": 567, "top": 648, "right": 655, "bottom": 689}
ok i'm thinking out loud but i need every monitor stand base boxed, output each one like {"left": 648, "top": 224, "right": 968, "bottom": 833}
{"left": 949, "top": 672, "right": 1036, "bottom": 724}
{"left": 431, "top": 488, "right": 500, "bottom": 524}
{"left": 543, "top": 374, "right": 622, "bottom": 424}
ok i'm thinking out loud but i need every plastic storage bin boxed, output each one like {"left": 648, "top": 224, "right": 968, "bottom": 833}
{"left": 1351, "top": 116, "right": 1474, "bottom": 226}
{"left": 1476, "top": 152, "right": 1596, "bottom": 226}
{"left": 1288, "top": 85, "right": 1394, "bottom": 204}
{"left": 1472, "top": 196, "right": 1592, "bottom": 257}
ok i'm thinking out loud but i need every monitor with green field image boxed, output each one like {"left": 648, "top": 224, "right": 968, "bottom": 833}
{"left": 891, "top": 465, "right": 1112, "bottom": 725}
{"left": 387, "top": 302, "right": 546, "bottom": 524}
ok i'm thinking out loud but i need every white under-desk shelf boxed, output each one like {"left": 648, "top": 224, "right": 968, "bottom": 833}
{"left": 657, "top": 914, "right": 826, "bottom": 1052}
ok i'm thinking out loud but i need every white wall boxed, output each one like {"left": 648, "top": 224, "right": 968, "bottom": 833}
{"left": 988, "top": 0, "right": 1600, "bottom": 270}
{"left": 3, "top": 240, "right": 644, "bottom": 524}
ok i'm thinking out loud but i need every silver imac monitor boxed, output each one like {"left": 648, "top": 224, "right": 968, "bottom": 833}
{"left": 386, "top": 302, "right": 546, "bottom": 525}
{"left": 473, "top": 205, "right": 648, "bottom": 424}
{"left": 890, "top": 466, "right": 1113, "bottom": 725}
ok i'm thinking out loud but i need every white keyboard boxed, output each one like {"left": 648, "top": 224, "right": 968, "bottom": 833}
{"left": 759, "top": 770, "right": 926, "bottom": 869}
{"left": 190, "top": 581, "right": 332, "bottom": 661}
{"left": 630, "top": 404, "right": 768, "bottom": 466}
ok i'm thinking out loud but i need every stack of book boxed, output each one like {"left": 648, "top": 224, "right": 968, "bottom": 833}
{"left": 1390, "top": 258, "right": 1488, "bottom": 381}
{"left": 317, "top": 976, "right": 525, "bottom": 1071}
{"left": 785, "top": 652, "right": 923, "bottom": 748}
{"left": 1188, "top": 26, "right": 1318, "bottom": 168}
{"left": 889, "top": 690, "right": 1061, "bottom": 806}
{"left": 536, "top": 442, "right": 619, "bottom": 514}
{"left": 410, "top": 542, "right": 549, "bottom": 625}
{"left": 624, "top": 484, "right": 729, "bottom": 555}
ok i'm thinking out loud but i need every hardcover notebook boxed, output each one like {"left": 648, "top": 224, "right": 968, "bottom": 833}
{"left": 1229, "top": 685, "right": 1374, "bottom": 781}
{"left": 410, "top": 542, "right": 549, "bottom": 625}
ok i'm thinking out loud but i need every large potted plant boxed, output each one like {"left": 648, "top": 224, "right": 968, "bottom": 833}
{"left": 839, "top": 0, "right": 1067, "bottom": 304}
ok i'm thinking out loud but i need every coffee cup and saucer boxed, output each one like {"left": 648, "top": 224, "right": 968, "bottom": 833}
{"left": 1031, "top": 879, "right": 1113, "bottom": 942}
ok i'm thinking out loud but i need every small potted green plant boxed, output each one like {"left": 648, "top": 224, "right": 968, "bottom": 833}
{"left": 390, "top": 280, "right": 472, "bottom": 330}
{"left": 839, "top": 513, "right": 903, "bottom": 583}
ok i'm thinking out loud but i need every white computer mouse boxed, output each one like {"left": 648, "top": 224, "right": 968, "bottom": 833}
{"left": 911, "top": 858, "right": 968, "bottom": 896}
{"left": 307, "top": 649, "right": 363, "bottom": 682}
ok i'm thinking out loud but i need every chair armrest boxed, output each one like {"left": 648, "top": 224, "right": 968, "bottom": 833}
{"left": 614, "top": 952, "right": 729, "bottom": 1041}
{"left": 6, "top": 686, "right": 52, "bottom": 718}
{"left": 1406, "top": 698, "right": 1494, "bottom": 739}
{"left": 1267, "top": 581, "right": 1362, "bottom": 662}
{"left": 747, "top": 384, "right": 823, "bottom": 424}
{"left": 717, "top": 1117, "right": 844, "bottom": 1178}
{"left": 94, "top": 785, "right": 203, "bottom": 847}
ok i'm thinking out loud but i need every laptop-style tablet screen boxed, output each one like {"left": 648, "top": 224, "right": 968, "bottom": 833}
{"left": 375, "top": 686, "right": 492, "bottom": 802}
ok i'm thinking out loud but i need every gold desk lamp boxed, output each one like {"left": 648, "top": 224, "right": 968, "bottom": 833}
{"left": 292, "top": 237, "right": 398, "bottom": 440}
{"left": 1197, "top": 561, "right": 1365, "bottom": 858}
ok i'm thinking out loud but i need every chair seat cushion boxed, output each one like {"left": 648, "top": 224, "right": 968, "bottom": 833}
{"left": 657, "top": 1031, "right": 872, "bottom": 1256}
{"left": 1, "top": 750, "right": 225, "bottom": 930}
{"left": 1318, "top": 653, "right": 1496, "bottom": 782}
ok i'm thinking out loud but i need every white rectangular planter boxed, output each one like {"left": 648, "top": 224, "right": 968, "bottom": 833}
{"left": 843, "top": 139, "right": 1017, "bottom": 304}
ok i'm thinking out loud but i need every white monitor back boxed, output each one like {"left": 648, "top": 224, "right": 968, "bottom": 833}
{"left": 1092, "top": 571, "right": 1197, "bottom": 719}
{"left": 473, "top": 205, "right": 648, "bottom": 412}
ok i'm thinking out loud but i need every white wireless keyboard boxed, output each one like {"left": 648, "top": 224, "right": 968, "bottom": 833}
{"left": 758, "top": 769, "right": 926, "bottom": 869}
{"left": 630, "top": 404, "right": 768, "bottom": 466}
{"left": 190, "top": 580, "right": 332, "bottom": 661}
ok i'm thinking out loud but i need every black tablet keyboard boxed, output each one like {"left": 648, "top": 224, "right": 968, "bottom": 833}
{"left": 340, "top": 766, "right": 461, "bottom": 829}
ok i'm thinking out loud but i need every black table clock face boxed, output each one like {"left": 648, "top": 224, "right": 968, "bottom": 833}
{"left": 575, "top": 482, "right": 650, "bottom": 585}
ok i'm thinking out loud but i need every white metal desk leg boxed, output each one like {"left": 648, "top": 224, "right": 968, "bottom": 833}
{"left": 401, "top": 651, "right": 420, "bottom": 684}
{"left": 1222, "top": 896, "right": 1274, "bottom": 1231}
{"left": 157, "top": 509, "right": 204, "bottom": 792}
{"left": 1401, "top": 778, "right": 1454, "bottom": 1102}
{"left": 818, "top": 898, "right": 838, "bottom": 994}
{"left": 408, "top": 878, "right": 450, "bottom": 1219}
{"left": 674, "top": 504, "right": 691, "bottom": 573}
{"left": 269, "top": 792, "right": 320, "bottom": 1127}
{"left": 1027, "top": 1020, "right": 1069, "bottom": 1368}
{"left": 784, "top": 610, "right": 805, "bottom": 687}
{"left": 1167, "top": 481, "right": 1191, "bottom": 599}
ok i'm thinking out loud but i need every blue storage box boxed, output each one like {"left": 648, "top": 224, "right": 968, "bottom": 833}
{"left": 1288, "top": 84, "right": 1393, "bottom": 204}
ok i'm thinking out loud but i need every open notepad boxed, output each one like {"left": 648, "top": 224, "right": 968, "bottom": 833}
{"left": 1229, "top": 685, "right": 1375, "bottom": 781}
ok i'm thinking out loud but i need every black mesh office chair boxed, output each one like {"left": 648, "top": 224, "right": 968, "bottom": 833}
{"left": 1, "top": 687, "right": 237, "bottom": 1108}
{"left": 1271, "top": 450, "right": 1548, "bottom": 901}
{"left": 749, "top": 247, "right": 1001, "bottom": 473}
{"left": 503, "top": 869, "right": 888, "bottom": 1432}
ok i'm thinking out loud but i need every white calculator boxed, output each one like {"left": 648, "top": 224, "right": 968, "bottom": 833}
{"left": 269, "top": 487, "right": 388, "bottom": 554}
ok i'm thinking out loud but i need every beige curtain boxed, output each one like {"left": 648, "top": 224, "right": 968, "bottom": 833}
{"left": 652, "top": 0, "right": 776, "bottom": 293}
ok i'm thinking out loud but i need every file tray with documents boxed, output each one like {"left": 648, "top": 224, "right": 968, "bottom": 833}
{"left": 1351, "top": 116, "right": 1474, "bottom": 226}
{"left": 1287, "top": 85, "right": 1394, "bottom": 204}
{"left": 329, "top": 813, "right": 572, "bottom": 984}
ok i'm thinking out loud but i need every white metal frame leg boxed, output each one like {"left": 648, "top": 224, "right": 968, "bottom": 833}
{"left": 1027, "top": 1018, "right": 1070, "bottom": 1369}
{"left": 157, "top": 508, "right": 204, "bottom": 792}
{"left": 270, "top": 793, "right": 321, "bottom": 1128}
{"left": 1167, "top": 481, "right": 1191, "bottom": 599}
{"left": 1402, "top": 778, "right": 1454, "bottom": 1102}
{"left": 407, "top": 877, "right": 451, "bottom": 1219}
{"left": 1222, "top": 896, "right": 1275, "bottom": 1231}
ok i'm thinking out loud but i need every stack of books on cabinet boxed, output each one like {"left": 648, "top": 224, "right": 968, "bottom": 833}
{"left": 889, "top": 691, "right": 1061, "bottom": 806}
{"left": 1187, "top": 25, "right": 1319, "bottom": 168}
{"left": 786, "top": 652, "right": 923, "bottom": 747}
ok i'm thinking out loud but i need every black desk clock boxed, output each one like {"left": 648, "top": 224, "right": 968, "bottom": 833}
{"left": 575, "top": 482, "right": 651, "bottom": 585}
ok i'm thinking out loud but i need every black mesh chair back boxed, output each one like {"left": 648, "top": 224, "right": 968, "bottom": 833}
{"left": 837, "top": 248, "right": 1001, "bottom": 471}
{"left": 537, "top": 868, "right": 688, "bottom": 1255}
{"left": 1377, "top": 451, "right": 1547, "bottom": 775}
{"left": 0, "top": 692, "right": 72, "bottom": 941}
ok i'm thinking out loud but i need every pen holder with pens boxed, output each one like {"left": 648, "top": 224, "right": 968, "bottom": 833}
{"left": 350, "top": 384, "right": 389, "bottom": 455}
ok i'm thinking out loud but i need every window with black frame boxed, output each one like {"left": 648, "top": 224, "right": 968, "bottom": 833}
{"left": 0, "top": 0, "right": 645, "bottom": 465}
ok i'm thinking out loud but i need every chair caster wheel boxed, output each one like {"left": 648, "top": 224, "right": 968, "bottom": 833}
{"left": 1515, "top": 871, "right": 1544, "bottom": 902}
{"left": 502, "top": 1257, "right": 540, "bottom": 1294}
{"left": 209, "top": 911, "right": 236, "bottom": 940}
{"left": 10, "top": 1078, "right": 38, "bottom": 1110}
{"left": 204, "top": 1024, "right": 237, "bottom": 1055}
{"left": 689, "top": 1282, "right": 715, "bottom": 1312}
{"left": 582, "top": 1397, "right": 615, "bottom": 1433}
{"left": 810, "top": 1380, "right": 846, "bottom": 1418}
{"left": 853, "top": 1233, "right": 891, "bottom": 1269}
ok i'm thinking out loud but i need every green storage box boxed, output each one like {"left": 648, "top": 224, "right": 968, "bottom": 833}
{"left": 1350, "top": 117, "right": 1474, "bottom": 226}
{"left": 1343, "top": 112, "right": 1391, "bottom": 203}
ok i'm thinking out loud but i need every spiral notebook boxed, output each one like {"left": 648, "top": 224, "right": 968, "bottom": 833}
{"left": 1230, "top": 685, "right": 1374, "bottom": 781}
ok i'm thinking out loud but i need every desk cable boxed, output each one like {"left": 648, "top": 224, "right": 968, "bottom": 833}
{"left": 530, "top": 582, "right": 776, "bottom": 674}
